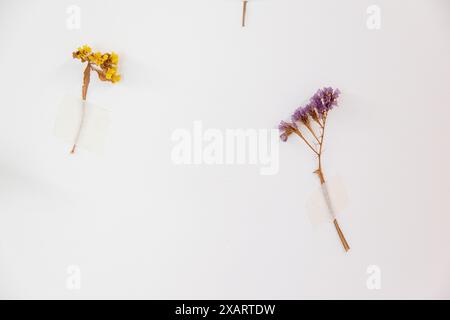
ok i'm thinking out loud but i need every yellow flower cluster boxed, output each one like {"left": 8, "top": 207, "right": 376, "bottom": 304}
{"left": 88, "top": 51, "right": 109, "bottom": 65}
{"left": 72, "top": 45, "right": 121, "bottom": 83}
{"left": 105, "top": 52, "right": 120, "bottom": 83}
{"left": 72, "top": 45, "right": 92, "bottom": 62}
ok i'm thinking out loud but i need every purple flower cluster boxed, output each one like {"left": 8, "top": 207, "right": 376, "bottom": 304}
{"left": 279, "top": 87, "right": 340, "bottom": 142}
{"left": 291, "top": 106, "right": 309, "bottom": 123}
{"left": 310, "top": 87, "right": 341, "bottom": 115}
{"left": 278, "top": 121, "right": 297, "bottom": 142}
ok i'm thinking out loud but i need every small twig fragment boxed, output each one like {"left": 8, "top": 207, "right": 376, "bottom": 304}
{"left": 242, "top": 0, "right": 248, "bottom": 27}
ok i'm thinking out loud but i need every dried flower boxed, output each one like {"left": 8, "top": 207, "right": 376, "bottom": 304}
{"left": 73, "top": 46, "right": 121, "bottom": 84}
{"left": 278, "top": 87, "right": 350, "bottom": 252}
{"left": 309, "top": 87, "right": 340, "bottom": 117}
{"left": 321, "top": 87, "right": 340, "bottom": 110}
{"left": 291, "top": 106, "right": 309, "bottom": 124}
{"left": 72, "top": 45, "right": 92, "bottom": 62}
{"left": 70, "top": 45, "right": 121, "bottom": 154}
{"left": 282, "top": 87, "right": 342, "bottom": 140}
{"left": 278, "top": 121, "right": 297, "bottom": 142}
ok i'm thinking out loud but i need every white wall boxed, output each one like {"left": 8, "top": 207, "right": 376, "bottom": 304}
{"left": 0, "top": 0, "right": 449, "bottom": 299}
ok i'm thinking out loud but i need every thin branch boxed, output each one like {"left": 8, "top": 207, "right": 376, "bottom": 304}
{"left": 294, "top": 129, "right": 318, "bottom": 155}
{"left": 313, "top": 117, "right": 324, "bottom": 129}
{"left": 242, "top": 1, "right": 248, "bottom": 27}
{"left": 305, "top": 123, "right": 320, "bottom": 144}
{"left": 315, "top": 113, "right": 327, "bottom": 183}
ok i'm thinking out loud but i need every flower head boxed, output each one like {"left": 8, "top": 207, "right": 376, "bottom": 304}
{"left": 279, "top": 87, "right": 340, "bottom": 141}
{"left": 278, "top": 121, "right": 297, "bottom": 142}
{"left": 304, "top": 103, "right": 320, "bottom": 122}
{"left": 320, "top": 87, "right": 340, "bottom": 111}
{"left": 110, "top": 52, "right": 119, "bottom": 65}
{"left": 72, "top": 45, "right": 121, "bottom": 84}
{"left": 310, "top": 91, "right": 326, "bottom": 115}
{"left": 310, "top": 87, "right": 340, "bottom": 116}
{"left": 291, "top": 106, "right": 309, "bottom": 124}
{"left": 72, "top": 45, "right": 92, "bottom": 62}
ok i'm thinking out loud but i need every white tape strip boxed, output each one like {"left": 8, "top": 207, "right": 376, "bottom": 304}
{"left": 306, "top": 176, "right": 349, "bottom": 226}
{"left": 54, "top": 95, "right": 110, "bottom": 153}
{"left": 321, "top": 183, "right": 336, "bottom": 218}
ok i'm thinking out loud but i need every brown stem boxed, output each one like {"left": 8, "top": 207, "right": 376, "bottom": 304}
{"left": 305, "top": 122, "right": 320, "bottom": 144}
{"left": 313, "top": 117, "right": 324, "bottom": 129}
{"left": 70, "top": 143, "right": 77, "bottom": 154}
{"left": 294, "top": 129, "right": 318, "bottom": 155}
{"left": 316, "top": 114, "right": 327, "bottom": 180}
{"left": 82, "top": 63, "right": 91, "bottom": 100}
{"left": 333, "top": 219, "right": 350, "bottom": 252}
{"left": 315, "top": 113, "right": 350, "bottom": 252}
{"left": 71, "top": 63, "right": 91, "bottom": 154}
{"left": 242, "top": 0, "right": 248, "bottom": 27}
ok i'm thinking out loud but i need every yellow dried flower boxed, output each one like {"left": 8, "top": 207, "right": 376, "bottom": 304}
{"left": 72, "top": 45, "right": 121, "bottom": 84}
{"left": 105, "top": 67, "right": 116, "bottom": 80}
{"left": 112, "top": 74, "right": 121, "bottom": 83}
{"left": 110, "top": 52, "right": 119, "bottom": 65}
{"left": 70, "top": 45, "right": 121, "bottom": 154}
{"left": 73, "top": 45, "right": 92, "bottom": 62}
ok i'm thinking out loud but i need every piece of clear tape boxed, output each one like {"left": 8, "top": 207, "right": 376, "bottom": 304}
{"left": 305, "top": 176, "right": 349, "bottom": 226}
{"left": 54, "top": 95, "right": 110, "bottom": 153}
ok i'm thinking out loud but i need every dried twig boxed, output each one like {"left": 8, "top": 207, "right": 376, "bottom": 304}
{"left": 242, "top": 0, "right": 248, "bottom": 27}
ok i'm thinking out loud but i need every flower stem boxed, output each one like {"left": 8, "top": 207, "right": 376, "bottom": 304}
{"left": 333, "top": 218, "right": 350, "bottom": 252}
{"left": 315, "top": 113, "right": 350, "bottom": 252}
{"left": 305, "top": 122, "right": 320, "bottom": 144}
{"left": 71, "top": 63, "right": 91, "bottom": 154}
{"left": 294, "top": 129, "right": 318, "bottom": 155}
{"left": 313, "top": 117, "right": 324, "bottom": 129}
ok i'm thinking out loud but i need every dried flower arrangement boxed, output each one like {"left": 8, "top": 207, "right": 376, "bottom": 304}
{"left": 278, "top": 87, "right": 350, "bottom": 252}
{"left": 70, "top": 45, "right": 121, "bottom": 154}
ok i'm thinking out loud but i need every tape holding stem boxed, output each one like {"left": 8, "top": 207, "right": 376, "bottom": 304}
{"left": 70, "top": 99, "right": 86, "bottom": 154}
{"left": 320, "top": 180, "right": 350, "bottom": 252}
{"left": 71, "top": 62, "right": 91, "bottom": 154}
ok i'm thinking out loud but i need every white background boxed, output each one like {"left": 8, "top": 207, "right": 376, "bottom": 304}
{"left": 0, "top": 0, "right": 449, "bottom": 299}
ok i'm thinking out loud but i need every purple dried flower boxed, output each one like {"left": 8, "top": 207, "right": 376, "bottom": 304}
{"left": 310, "top": 91, "right": 326, "bottom": 115}
{"left": 278, "top": 120, "right": 296, "bottom": 130}
{"left": 307, "top": 87, "right": 341, "bottom": 117}
{"left": 291, "top": 106, "right": 309, "bottom": 124}
{"left": 276, "top": 86, "right": 350, "bottom": 252}
{"left": 303, "top": 103, "right": 318, "bottom": 121}
{"left": 278, "top": 121, "right": 297, "bottom": 142}
{"left": 278, "top": 87, "right": 341, "bottom": 140}
{"left": 320, "top": 87, "right": 340, "bottom": 111}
